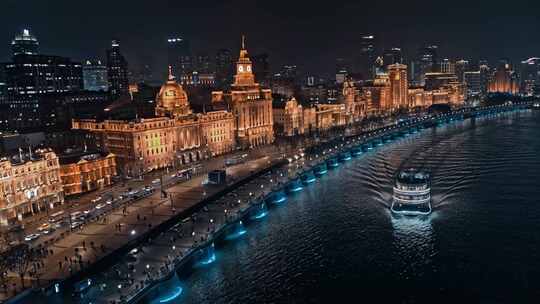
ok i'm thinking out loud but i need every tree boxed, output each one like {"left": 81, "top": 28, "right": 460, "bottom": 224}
{"left": 9, "top": 245, "right": 35, "bottom": 289}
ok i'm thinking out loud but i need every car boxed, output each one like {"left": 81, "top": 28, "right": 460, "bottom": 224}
{"left": 71, "top": 221, "right": 82, "bottom": 229}
{"left": 91, "top": 196, "right": 102, "bottom": 203}
{"left": 24, "top": 234, "right": 40, "bottom": 242}
{"left": 83, "top": 209, "right": 92, "bottom": 215}
{"left": 70, "top": 211, "right": 82, "bottom": 219}
{"left": 37, "top": 223, "right": 51, "bottom": 232}
{"left": 41, "top": 229, "right": 54, "bottom": 235}
{"left": 151, "top": 179, "right": 160, "bottom": 185}
{"left": 106, "top": 198, "right": 113, "bottom": 205}
{"left": 95, "top": 203, "right": 106, "bottom": 210}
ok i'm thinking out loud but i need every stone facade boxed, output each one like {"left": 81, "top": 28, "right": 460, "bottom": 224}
{"left": 59, "top": 152, "right": 117, "bottom": 196}
{"left": 0, "top": 149, "right": 64, "bottom": 225}
{"left": 73, "top": 68, "right": 236, "bottom": 176}
{"left": 212, "top": 37, "right": 274, "bottom": 148}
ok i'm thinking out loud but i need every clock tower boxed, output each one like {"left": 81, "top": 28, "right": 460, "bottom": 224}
{"left": 233, "top": 35, "right": 256, "bottom": 87}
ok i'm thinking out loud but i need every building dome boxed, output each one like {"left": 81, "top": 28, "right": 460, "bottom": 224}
{"left": 155, "top": 67, "right": 191, "bottom": 117}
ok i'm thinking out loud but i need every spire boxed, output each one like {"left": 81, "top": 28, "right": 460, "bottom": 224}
{"left": 242, "top": 34, "right": 246, "bottom": 50}
{"left": 168, "top": 65, "right": 175, "bottom": 81}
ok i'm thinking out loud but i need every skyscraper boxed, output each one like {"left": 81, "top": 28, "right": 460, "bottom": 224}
{"left": 83, "top": 60, "right": 108, "bottom": 91}
{"left": 215, "top": 48, "right": 234, "bottom": 88}
{"left": 167, "top": 37, "right": 192, "bottom": 79}
{"left": 413, "top": 45, "right": 438, "bottom": 85}
{"left": 454, "top": 59, "right": 470, "bottom": 83}
{"left": 106, "top": 39, "right": 129, "bottom": 99}
{"left": 440, "top": 58, "right": 455, "bottom": 74}
{"left": 388, "top": 63, "right": 408, "bottom": 109}
{"left": 252, "top": 53, "right": 271, "bottom": 86}
{"left": 358, "top": 35, "right": 376, "bottom": 79}
{"left": 11, "top": 29, "right": 39, "bottom": 57}
{"left": 383, "top": 48, "right": 403, "bottom": 68}
{"left": 520, "top": 57, "right": 540, "bottom": 96}
{"left": 1, "top": 29, "right": 83, "bottom": 130}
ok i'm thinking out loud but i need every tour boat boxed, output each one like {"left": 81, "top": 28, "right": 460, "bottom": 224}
{"left": 391, "top": 169, "right": 432, "bottom": 215}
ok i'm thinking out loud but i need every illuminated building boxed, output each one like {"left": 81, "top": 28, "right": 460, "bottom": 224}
{"left": 83, "top": 60, "right": 109, "bottom": 92}
{"left": 520, "top": 57, "right": 540, "bottom": 96}
{"left": 1, "top": 29, "right": 83, "bottom": 131}
{"left": 358, "top": 35, "right": 376, "bottom": 79}
{"left": 273, "top": 97, "right": 306, "bottom": 136}
{"left": 11, "top": 29, "right": 39, "bottom": 56}
{"left": 252, "top": 54, "right": 271, "bottom": 87}
{"left": 59, "top": 150, "right": 117, "bottom": 196}
{"left": 408, "top": 87, "right": 432, "bottom": 108}
{"left": 440, "top": 58, "right": 455, "bottom": 74}
{"left": 454, "top": 59, "right": 470, "bottom": 83}
{"left": 424, "top": 72, "right": 458, "bottom": 90}
{"left": 341, "top": 78, "right": 367, "bottom": 123}
{"left": 383, "top": 48, "right": 403, "bottom": 68}
{"left": 211, "top": 37, "right": 274, "bottom": 148}
{"left": 215, "top": 48, "right": 234, "bottom": 88}
{"left": 463, "top": 71, "right": 481, "bottom": 99}
{"left": 412, "top": 45, "right": 438, "bottom": 85}
{"left": 316, "top": 104, "right": 347, "bottom": 130}
{"left": 180, "top": 71, "right": 216, "bottom": 87}
{"left": 362, "top": 73, "right": 391, "bottom": 113}
{"left": 73, "top": 68, "right": 235, "bottom": 175}
{"left": 488, "top": 61, "right": 519, "bottom": 95}
{"left": 167, "top": 37, "right": 193, "bottom": 80}
{"left": 0, "top": 149, "right": 64, "bottom": 225}
{"left": 106, "top": 39, "right": 129, "bottom": 99}
{"left": 388, "top": 63, "right": 408, "bottom": 110}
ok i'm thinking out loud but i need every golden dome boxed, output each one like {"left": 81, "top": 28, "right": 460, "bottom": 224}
{"left": 155, "top": 67, "right": 191, "bottom": 117}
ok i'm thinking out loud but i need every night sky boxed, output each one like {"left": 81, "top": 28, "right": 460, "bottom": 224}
{"left": 2, "top": 0, "right": 539, "bottom": 78}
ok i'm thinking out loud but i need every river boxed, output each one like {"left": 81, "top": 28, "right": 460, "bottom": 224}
{"left": 143, "top": 109, "right": 540, "bottom": 303}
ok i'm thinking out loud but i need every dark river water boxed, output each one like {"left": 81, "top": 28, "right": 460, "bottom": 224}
{"left": 147, "top": 109, "right": 540, "bottom": 303}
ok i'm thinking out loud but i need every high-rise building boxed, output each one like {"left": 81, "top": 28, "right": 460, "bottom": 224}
{"left": 196, "top": 53, "right": 212, "bottom": 74}
{"left": 211, "top": 36, "right": 274, "bottom": 148}
{"left": 252, "top": 53, "right": 271, "bottom": 86}
{"left": 440, "top": 58, "right": 455, "bottom": 74}
{"left": 0, "top": 64, "right": 6, "bottom": 104}
{"left": 215, "top": 49, "right": 234, "bottom": 88}
{"left": 388, "top": 63, "right": 408, "bottom": 109}
{"left": 463, "top": 71, "right": 481, "bottom": 100}
{"left": 167, "top": 37, "right": 192, "bottom": 79}
{"left": 11, "top": 29, "right": 39, "bottom": 57}
{"left": 83, "top": 60, "right": 108, "bottom": 91}
{"left": 358, "top": 35, "right": 376, "bottom": 79}
{"left": 106, "top": 39, "right": 129, "bottom": 99}
{"left": 412, "top": 45, "right": 438, "bottom": 85}
{"left": 488, "top": 60, "right": 519, "bottom": 94}
{"left": 1, "top": 30, "right": 83, "bottom": 130}
{"left": 520, "top": 57, "right": 540, "bottom": 96}
{"left": 383, "top": 48, "right": 403, "bottom": 68}
{"left": 479, "top": 62, "right": 490, "bottom": 95}
{"left": 454, "top": 59, "right": 470, "bottom": 83}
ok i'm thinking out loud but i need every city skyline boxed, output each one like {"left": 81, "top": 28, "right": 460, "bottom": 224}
{"left": 2, "top": 0, "right": 540, "bottom": 78}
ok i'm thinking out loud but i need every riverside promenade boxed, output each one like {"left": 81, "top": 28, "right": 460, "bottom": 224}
{"left": 6, "top": 156, "right": 283, "bottom": 304}
{"left": 7, "top": 103, "right": 530, "bottom": 304}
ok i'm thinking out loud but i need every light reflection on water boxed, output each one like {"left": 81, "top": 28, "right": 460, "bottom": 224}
{"left": 139, "top": 109, "right": 540, "bottom": 304}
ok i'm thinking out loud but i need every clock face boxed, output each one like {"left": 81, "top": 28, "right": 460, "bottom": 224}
{"left": 238, "top": 66, "right": 244, "bottom": 72}
{"left": 246, "top": 65, "right": 251, "bottom": 72}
